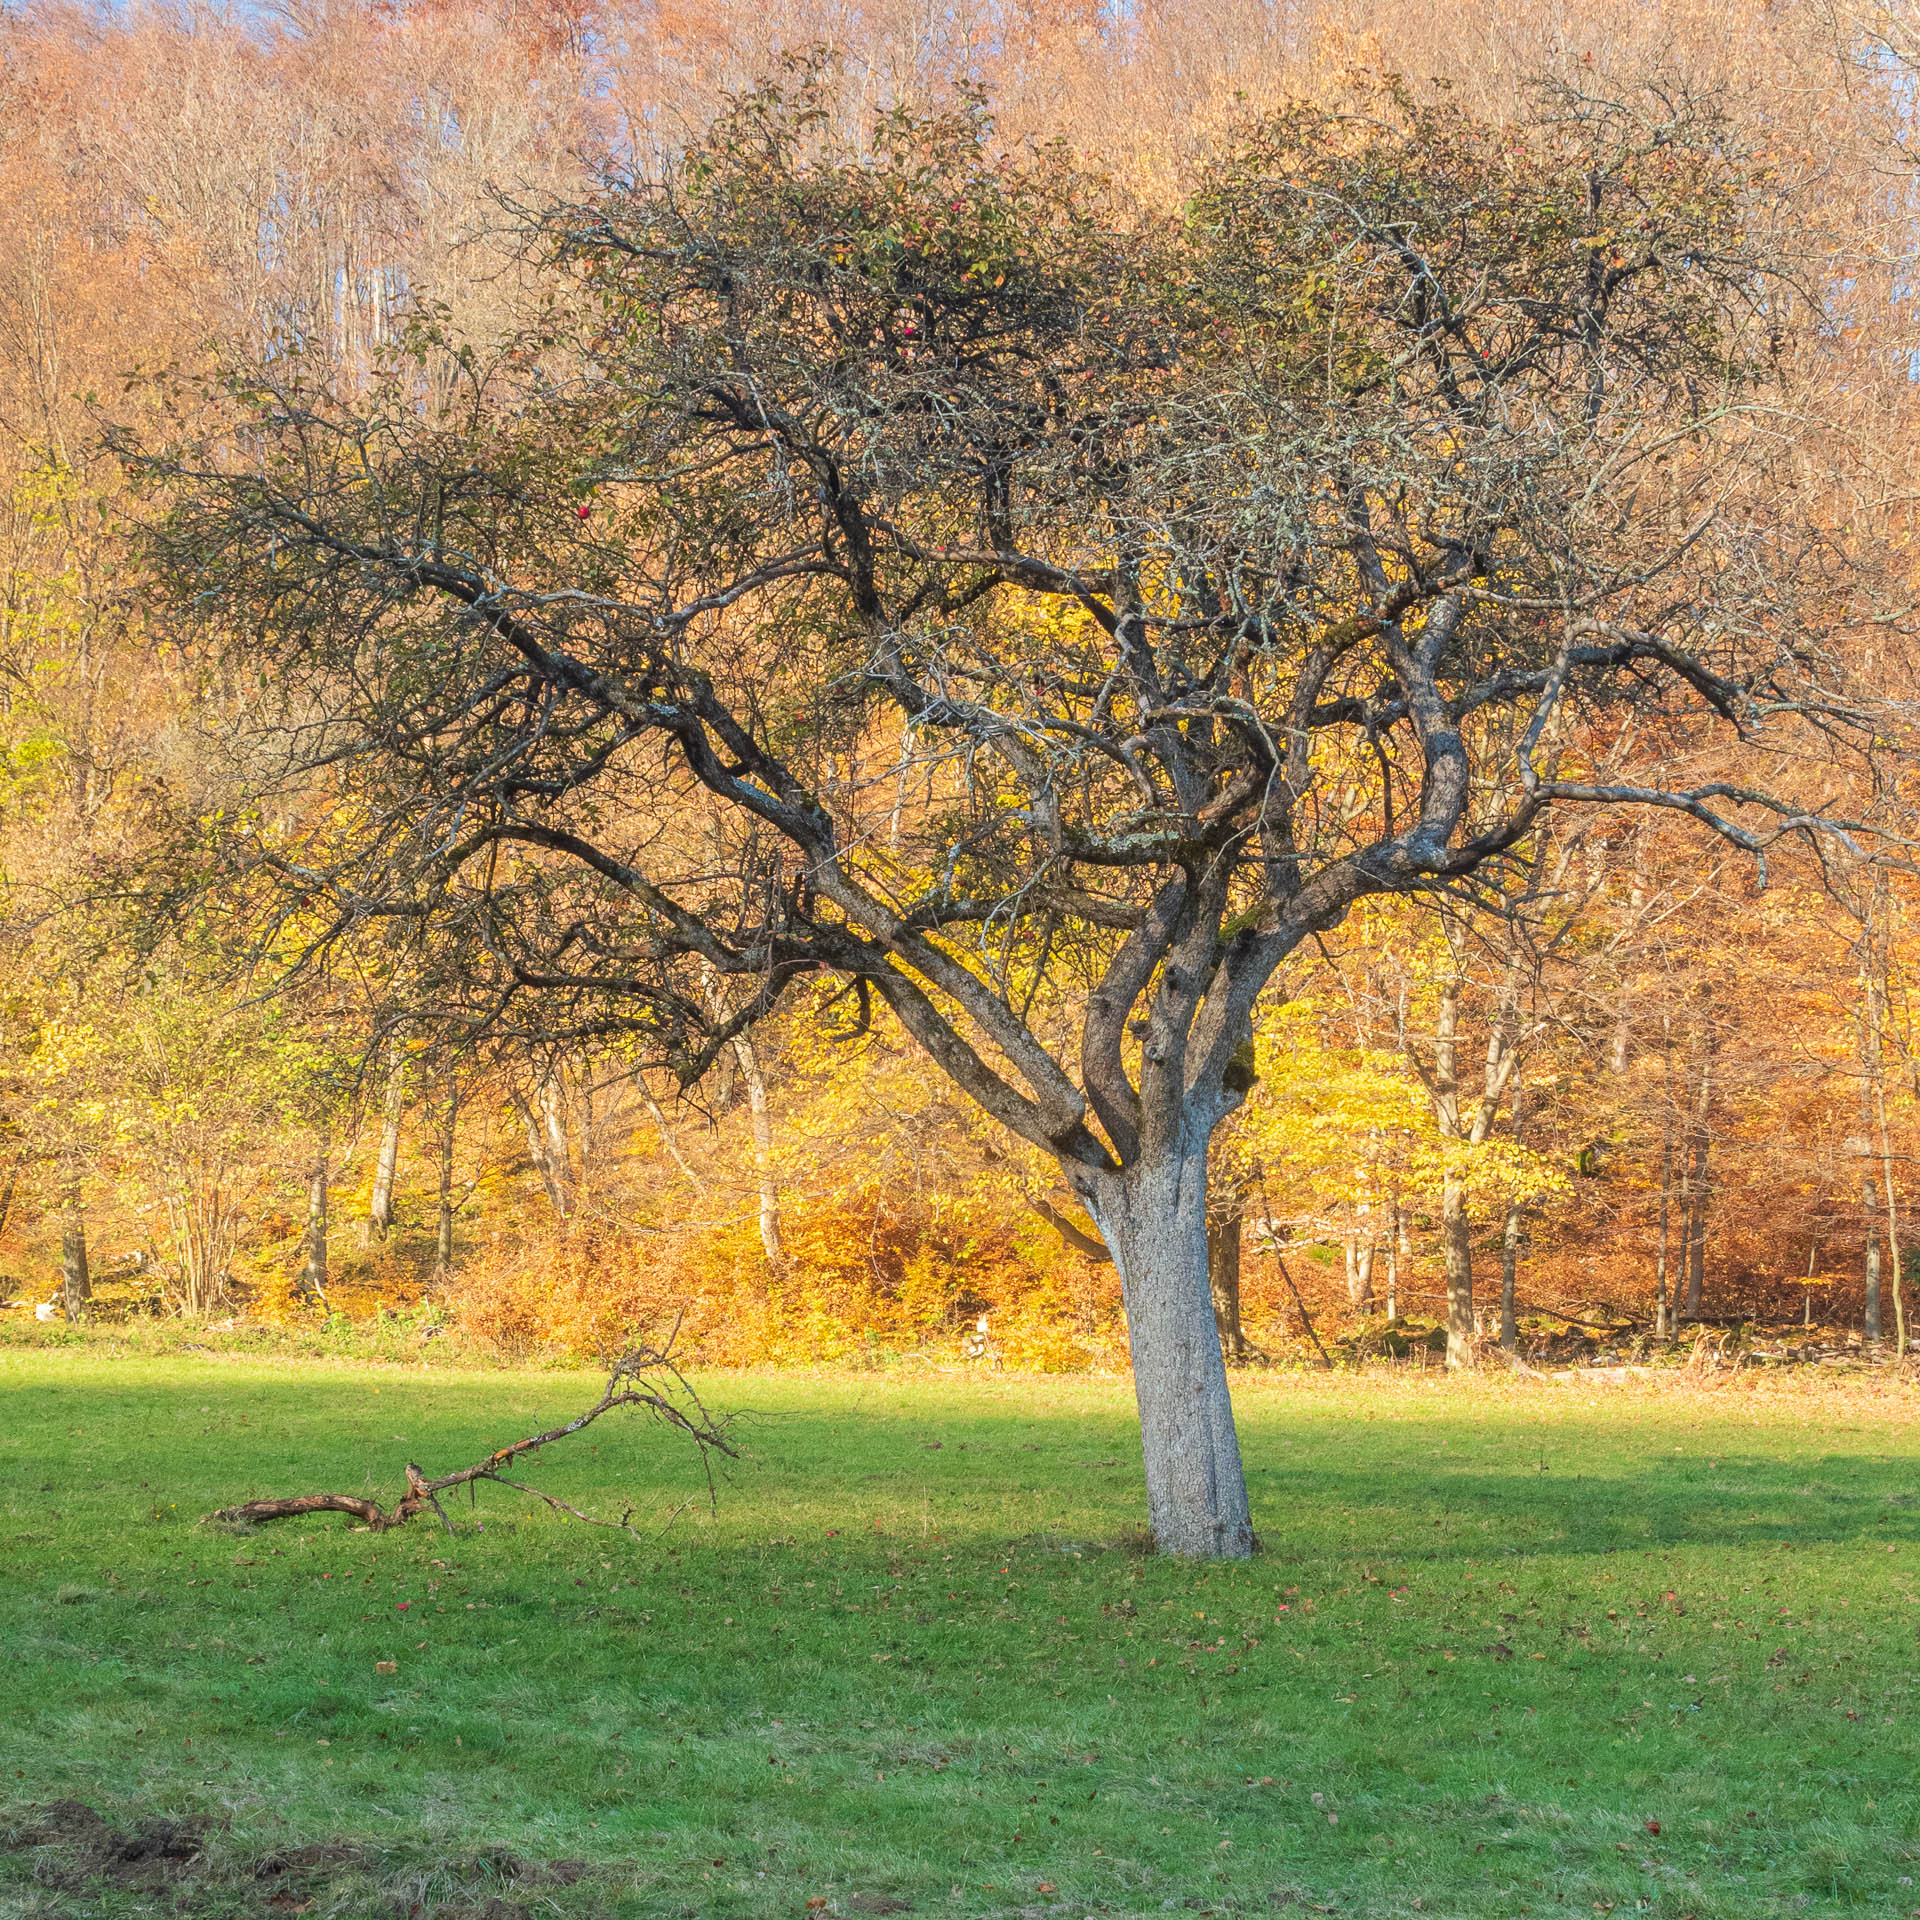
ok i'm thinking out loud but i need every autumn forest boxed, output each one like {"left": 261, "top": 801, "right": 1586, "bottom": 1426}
{"left": 6, "top": 0, "right": 1920, "bottom": 1402}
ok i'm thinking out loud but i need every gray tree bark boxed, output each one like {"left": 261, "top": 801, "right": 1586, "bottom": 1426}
{"left": 366, "top": 1047, "right": 404, "bottom": 1242}
{"left": 1681, "top": 1023, "right": 1713, "bottom": 1321}
{"left": 1654, "top": 1013, "right": 1675, "bottom": 1340}
{"left": 1085, "top": 1144, "right": 1253, "bottom": 1558}
{"left": 1345, "top": 1229, "right": 1376, "bottom": 1312}
{"left": 513, "top": 1081, "right": 569, "bottom": 1219}
{"left": 1498, "top": 1077, "right": 1527, "bottom": 1351}
{"left": 0, "top": 1151, "right": 22, "bottom": 1242}
{"left": 539, "top": 1074, "right": 572, "bottom": 1216}
{"left": 1859, "top": 914, "right": 1887, "bottom": 1342}
{"left": 302, "top": 1151, "right": 329, "bottom": 1304}
{"left": 732, "top": 1033, "right": 783, "bottom": 1267}
{"left": 435, "top": 1090, "right": 458, "bottom": 1283}
{"left": 1498, "top": 1202, "right": 1524, "bottom": 1351}
{"left": 59, "top": 1180, "right": 89, "bottom": 1321}
{"left": 1440, "top": 1176, "right": 1474, "bottom": 1368}
{"left": 1385, "top": 1205, "right": 1401, "bottom": 1323}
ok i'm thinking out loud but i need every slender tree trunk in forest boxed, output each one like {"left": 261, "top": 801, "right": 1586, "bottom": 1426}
{"left": 1865, "top": 866, "right": 1910, "bottom": 1361}
{"left": 1608, "top": 1009, "right": 1632, "bottom": 1076}
{"left": 732, "top": 1033, "right": 782, "bottom": 1267}
{"left": 1385, "top": 1205, "right": 1401, "bottom": 1322}
{"left": 1428, "top": 977, "right": 1475, "bottom": 1368}
{"left": 435, "top": 1090, "right": 458, "bottom": 1283}
{"left": 1498, "top": 1077, "right": 1527, "bottom": 1351}
{"left": 366, "top": 1047, "right": 404, "bottom": 1243}
{"left": 1441, "top": 1176, "right": 1474, "bottom": 1368}
{"left": 1682, "top": 1134, "right": 1709, "bottom": 1323}
{"left": 1655, "top": 1015, "right": 1675, "bottom": 1341}
{"left": 512, "top": 1083, "right": 569, "bottom": 1220}
{"left": 59, "top": 1179, "right": 89, "bottom": 1322}
{"left": 1681, "top": 1015, "right": 1714, "bottom": 1321}
{"left": 1498, "top": 1203, "right": 1524, "bottom": 1351}
{"left": 539, "top": 1074, "right": 572, "bottom": 1216}
{"left": 302, "top": 1151, "right": 329, "bottom": 1305}
{"left": 1859, "top": 895, "right": 1888, "bottom": 1343}
{"left": 1863, "top": 1178, "right": 1884, "bottom": 1343}
{"left": 1345, "top": 1227, "right": 1376, "bottom": 1312}
{"left": 1874, "top": 1059, "right": 1908, "bottom": 1363}
{"left": 1682, "top": 1155, "right": 1708, "bottom": 1320}
{"left": 1408, "top": 943, "right": 1528, "bottom": 1371}
{"left": 0, "top": 1152, "right": 21, "bottom": 1243}
{"left": 1208, "top": 1187, "right": 1247, "bottom": 1363}
{"left": 1082, "top": 1140, "right": 1253, "bottom": 1558}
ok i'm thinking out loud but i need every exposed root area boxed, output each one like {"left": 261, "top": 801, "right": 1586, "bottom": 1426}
{"left": 4, "top": 1800, "right": 601, "bottom": 1920}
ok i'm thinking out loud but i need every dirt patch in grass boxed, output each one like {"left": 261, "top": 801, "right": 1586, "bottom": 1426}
{"left": 2, "top": 1802, "right": 603, "bottom": 1920}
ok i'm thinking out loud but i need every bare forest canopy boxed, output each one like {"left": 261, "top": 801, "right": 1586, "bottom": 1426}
{"left": 7, "top": 0, "right": 1920, "bottom": 1386}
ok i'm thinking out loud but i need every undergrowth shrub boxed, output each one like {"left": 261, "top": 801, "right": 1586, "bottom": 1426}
{"left": 440, "top": 1191, "right": 1124, "bottom": 1367}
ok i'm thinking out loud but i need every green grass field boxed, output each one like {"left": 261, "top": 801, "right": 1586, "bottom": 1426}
{"left": 1, "top": 1350, "right": 1917, "bottom": 1919}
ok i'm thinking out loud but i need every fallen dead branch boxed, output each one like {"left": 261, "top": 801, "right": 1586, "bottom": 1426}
{"left": 205, "top": 1334, "right": 736, "bottom": 1536}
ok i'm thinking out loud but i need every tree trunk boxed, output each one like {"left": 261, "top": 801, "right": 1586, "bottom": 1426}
{"left": 435, "top": 1090, "right": 458, "bottom": 1283}
{"left": 365, "top": 1046, "right": 405, "bottom": 1244}
{"left": 1497, "top": 1077, "right": 1527, "bottom": 1351}
{"left": 1385, "top": 1205, "right": 1400, "bottom": 1322}
{"left": 0, "top": 1151, "right": 22, "bottom": 1242}
{"left": 540, "top": 1073, "right": 573, "bottom": 1218}
{"left": 1441, "top": 1175, "right": 1474, "bottom": 1369}
{"left": 1858, "top": 875, "right": 1889, "bottom": 1351}
{"left": 302, "top": 1151, "right": 329, "bottom": 1305}
{"left": 732, "top": 1033, "right": 782, "bottom": 1266}
{"left": 513, "top": 1083, "right": 568, "bottom": 1219}
{"left": 1207, "top": 1190, "right": 1246, "bottom": 1363}
{"left": 1860, "top": 930, "right": 1887, "bottom": 1343}
{"left": 59, "top": 1182, "right": 89, "bottom": 1322}
{"left": 1655, "top": 1014, "right": 1675, "bottom": 1341}
{"left": 1084, "top": 1146, "right": 1253, "bottom": 1558}
{"left": 1874, "top": 1059, "right": 1908, "bottom": 1363}
{"left": 1680, "top": 1025, "right": 1713, "bottom": 1321}
{"left": 1682, "top": 1161, "right": 1708, "bottom": 1320}
{"left": 1344, "top": 1233, "right": 1375, "bottom": 1311}
{"left": 1498, "top": 1202, "right": 1523, "bottom": 1351}
{"left": 1863, "top": 1183, "right": 1883, "bottom": 1344}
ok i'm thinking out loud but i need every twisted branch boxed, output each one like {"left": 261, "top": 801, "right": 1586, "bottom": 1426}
{"left": 205, "top": 1335, "right": 736, "bottom": 1535}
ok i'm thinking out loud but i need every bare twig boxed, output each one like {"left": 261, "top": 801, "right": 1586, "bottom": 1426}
{"left": 205, "top": 1337, "right": 735, "bottom": 1533}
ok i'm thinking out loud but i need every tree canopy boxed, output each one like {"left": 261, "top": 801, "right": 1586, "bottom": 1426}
{"left": 136, "top": 72, "right": 1873, "bottom": 1178}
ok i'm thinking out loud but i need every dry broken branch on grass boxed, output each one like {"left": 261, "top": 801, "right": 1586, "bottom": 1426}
{"left": 205, "top": 1337, "right": 736, "bottom": 1536}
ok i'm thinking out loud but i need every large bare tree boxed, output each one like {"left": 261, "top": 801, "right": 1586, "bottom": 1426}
{"left": 128, "top": 71, "right": 1885, "bottom": 1555}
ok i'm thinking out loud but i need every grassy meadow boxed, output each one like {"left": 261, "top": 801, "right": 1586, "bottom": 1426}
{"left": 1, "top": 1349, "right": 1917, "bottom": 1919}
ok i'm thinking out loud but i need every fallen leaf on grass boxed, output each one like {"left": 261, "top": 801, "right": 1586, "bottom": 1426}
{"left": 375, "top": 1662, "right": 396, "bottom": 1675}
